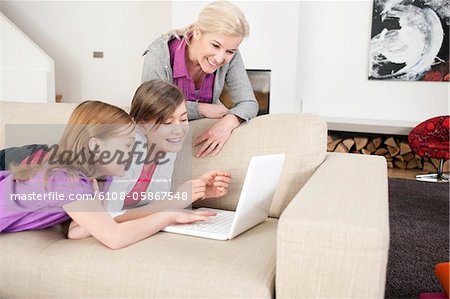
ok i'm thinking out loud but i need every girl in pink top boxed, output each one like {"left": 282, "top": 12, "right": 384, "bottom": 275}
{"left": 0, "top": 101, "right": 216, "bottom": 249}
{"left": 106, "top": 80, "right": 232, "bottom": 222}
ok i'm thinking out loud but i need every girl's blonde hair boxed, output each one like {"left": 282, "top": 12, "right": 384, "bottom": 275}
{"left": 130, "top": 80, "right": 185, "bottom": 126}
{"left": 165, "top": 1, "right": 249, "bottom": 41}
{"left": 12, "top": 100, "right": 134, "bottom": 184}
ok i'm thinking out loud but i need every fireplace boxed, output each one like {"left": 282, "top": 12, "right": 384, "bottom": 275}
{"left": 220, "top": 69, "right": 271, "bottom": 116}
{"left": 327, "top": 129, "right": 449, "bottom": 173}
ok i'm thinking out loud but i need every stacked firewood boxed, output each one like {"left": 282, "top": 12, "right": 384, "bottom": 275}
{"left": 327, "top": 133, "right": 449, "bottom": 172}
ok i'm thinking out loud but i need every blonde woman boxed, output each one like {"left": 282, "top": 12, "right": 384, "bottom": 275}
{"left": 142, "top": 1, "right": 258, "bottom": 158}
{"left": 0, "top": 101, "right": 215, "bottom": 249}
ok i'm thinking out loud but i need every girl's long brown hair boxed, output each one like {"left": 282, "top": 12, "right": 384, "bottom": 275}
{"left": 130, "top": 80, "right": 185, "bottom": 125}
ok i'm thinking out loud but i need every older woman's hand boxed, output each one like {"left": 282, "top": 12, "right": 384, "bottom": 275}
{"left": 193, "top": 114, "right": 241, "bottom": 157}
{"left": 198, "top": 103, "right": 228, "bottom": 119}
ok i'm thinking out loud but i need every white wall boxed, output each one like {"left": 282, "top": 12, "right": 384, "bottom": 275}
{"left": 297, "top": 1, "right": 449, "bottom": 123}
{"left": 1, "top": 1, "right": 447, "bottom": 123}
{"left": 0, "top": 1, "right": 171, "bottom": 106}
{"left": 1, "top": 12, "right": 55, "bottom": 103}
{"left": 171, "top": 1, "right": 301, "bottom": 114}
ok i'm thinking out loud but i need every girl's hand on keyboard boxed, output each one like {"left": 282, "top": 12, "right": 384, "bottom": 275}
{"left": 198, "top": 171, "right": 231, "bottom": 199}
{"left": 172, "top": 210, "right": 217, "bottom": 224}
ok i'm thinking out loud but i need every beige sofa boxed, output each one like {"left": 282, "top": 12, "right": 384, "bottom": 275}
{"left": 0, "top": 102, "right": 389, "bottom": 298}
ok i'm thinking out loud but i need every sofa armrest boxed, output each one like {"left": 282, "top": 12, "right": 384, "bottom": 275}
{"left": 276, "top": 153, "right": 389, "bottom": 299}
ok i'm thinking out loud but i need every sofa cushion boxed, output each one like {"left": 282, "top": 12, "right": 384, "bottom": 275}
{"left": 176, "top": 113, "right": 327, "bottom": 218}
{"left": 0, "top": 218, "right": 277, "bottom": 298}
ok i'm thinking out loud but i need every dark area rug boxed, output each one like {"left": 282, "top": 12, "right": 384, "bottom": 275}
{"left": 385, "top": 178, "right": 449, "bottom": 299}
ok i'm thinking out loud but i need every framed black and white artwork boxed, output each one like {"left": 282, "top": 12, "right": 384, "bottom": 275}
{"left": 369, "top": 0, "right": 449, "bottom": 81}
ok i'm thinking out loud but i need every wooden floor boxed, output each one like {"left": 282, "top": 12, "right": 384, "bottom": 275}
{"left": 388, "top": 168, "right": 423, "bottom": 180}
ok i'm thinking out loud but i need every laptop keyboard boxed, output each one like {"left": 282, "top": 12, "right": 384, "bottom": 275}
{"left": 180, "top": 211, "right": 234, "bottom": 234}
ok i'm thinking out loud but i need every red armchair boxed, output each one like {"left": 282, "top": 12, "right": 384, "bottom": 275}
{"left": 408, "top": 116, "right": 449, "bottom": 183}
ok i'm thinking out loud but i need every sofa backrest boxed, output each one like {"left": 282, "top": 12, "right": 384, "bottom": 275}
{"left": 176, "top": 114, "right": 327, "bottom": 218}
{"left": 1, "top": 102, "right": 327, "bottom": 218}
{"left": 0, "top": 102, "right": 78, "bottom": 148}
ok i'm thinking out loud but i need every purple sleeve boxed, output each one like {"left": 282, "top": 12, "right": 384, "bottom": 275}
{"left": 45, "top": 170, "right": 94, "bottom": 206}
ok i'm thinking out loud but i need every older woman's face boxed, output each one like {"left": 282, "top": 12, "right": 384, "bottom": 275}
{"left": 193, "top": 31, "right": 243, "bottom": 74}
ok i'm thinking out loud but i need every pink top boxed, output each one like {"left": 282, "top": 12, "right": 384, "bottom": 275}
{"left": 169, "top": 37, "right": 215, "bottom": 103}
{"left": 0, "top": 169, "right": 112, "bottom": 233}
{"left": 123, "top": 163, "right": 157, "bottom": 208}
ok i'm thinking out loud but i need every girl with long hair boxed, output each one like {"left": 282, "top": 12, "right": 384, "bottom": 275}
{"left": 0, "top": 101, "right": 215, "bottom": 249}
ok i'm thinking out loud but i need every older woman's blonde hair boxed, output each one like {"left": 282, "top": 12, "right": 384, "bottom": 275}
{"left": 166, "top": 1, "right": 249, "bottom": 41}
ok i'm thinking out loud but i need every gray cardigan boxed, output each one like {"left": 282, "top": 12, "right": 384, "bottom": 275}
{"left": 141, "top": 35, "right": 258, "bottom": 121}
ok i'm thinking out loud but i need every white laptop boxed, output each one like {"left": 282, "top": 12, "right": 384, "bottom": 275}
{"left": 162, "top": 154, "right": 286, "bottom": 240}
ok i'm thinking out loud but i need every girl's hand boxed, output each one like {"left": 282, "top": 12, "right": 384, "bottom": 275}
{"left": 198, "top": 171, "right": 231, "bottom": 199}
{"left": 198, "top": 103, "right": 228, "bottom": 119}
{"left": 176, "top": 179, "right": 206, "bottom": 203}
{"left": 171, "top": 210, "right": 216, "bottom": 224}
{"left": 68, "top": 220, "right": 92, "bottom": 239}
{"left": 193, "top": 114, "right": 240, "bottom": 158}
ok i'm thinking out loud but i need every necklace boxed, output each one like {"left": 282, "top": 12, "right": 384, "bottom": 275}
{"left": 192, "top": 70, "right": 205, "bottom": 82}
